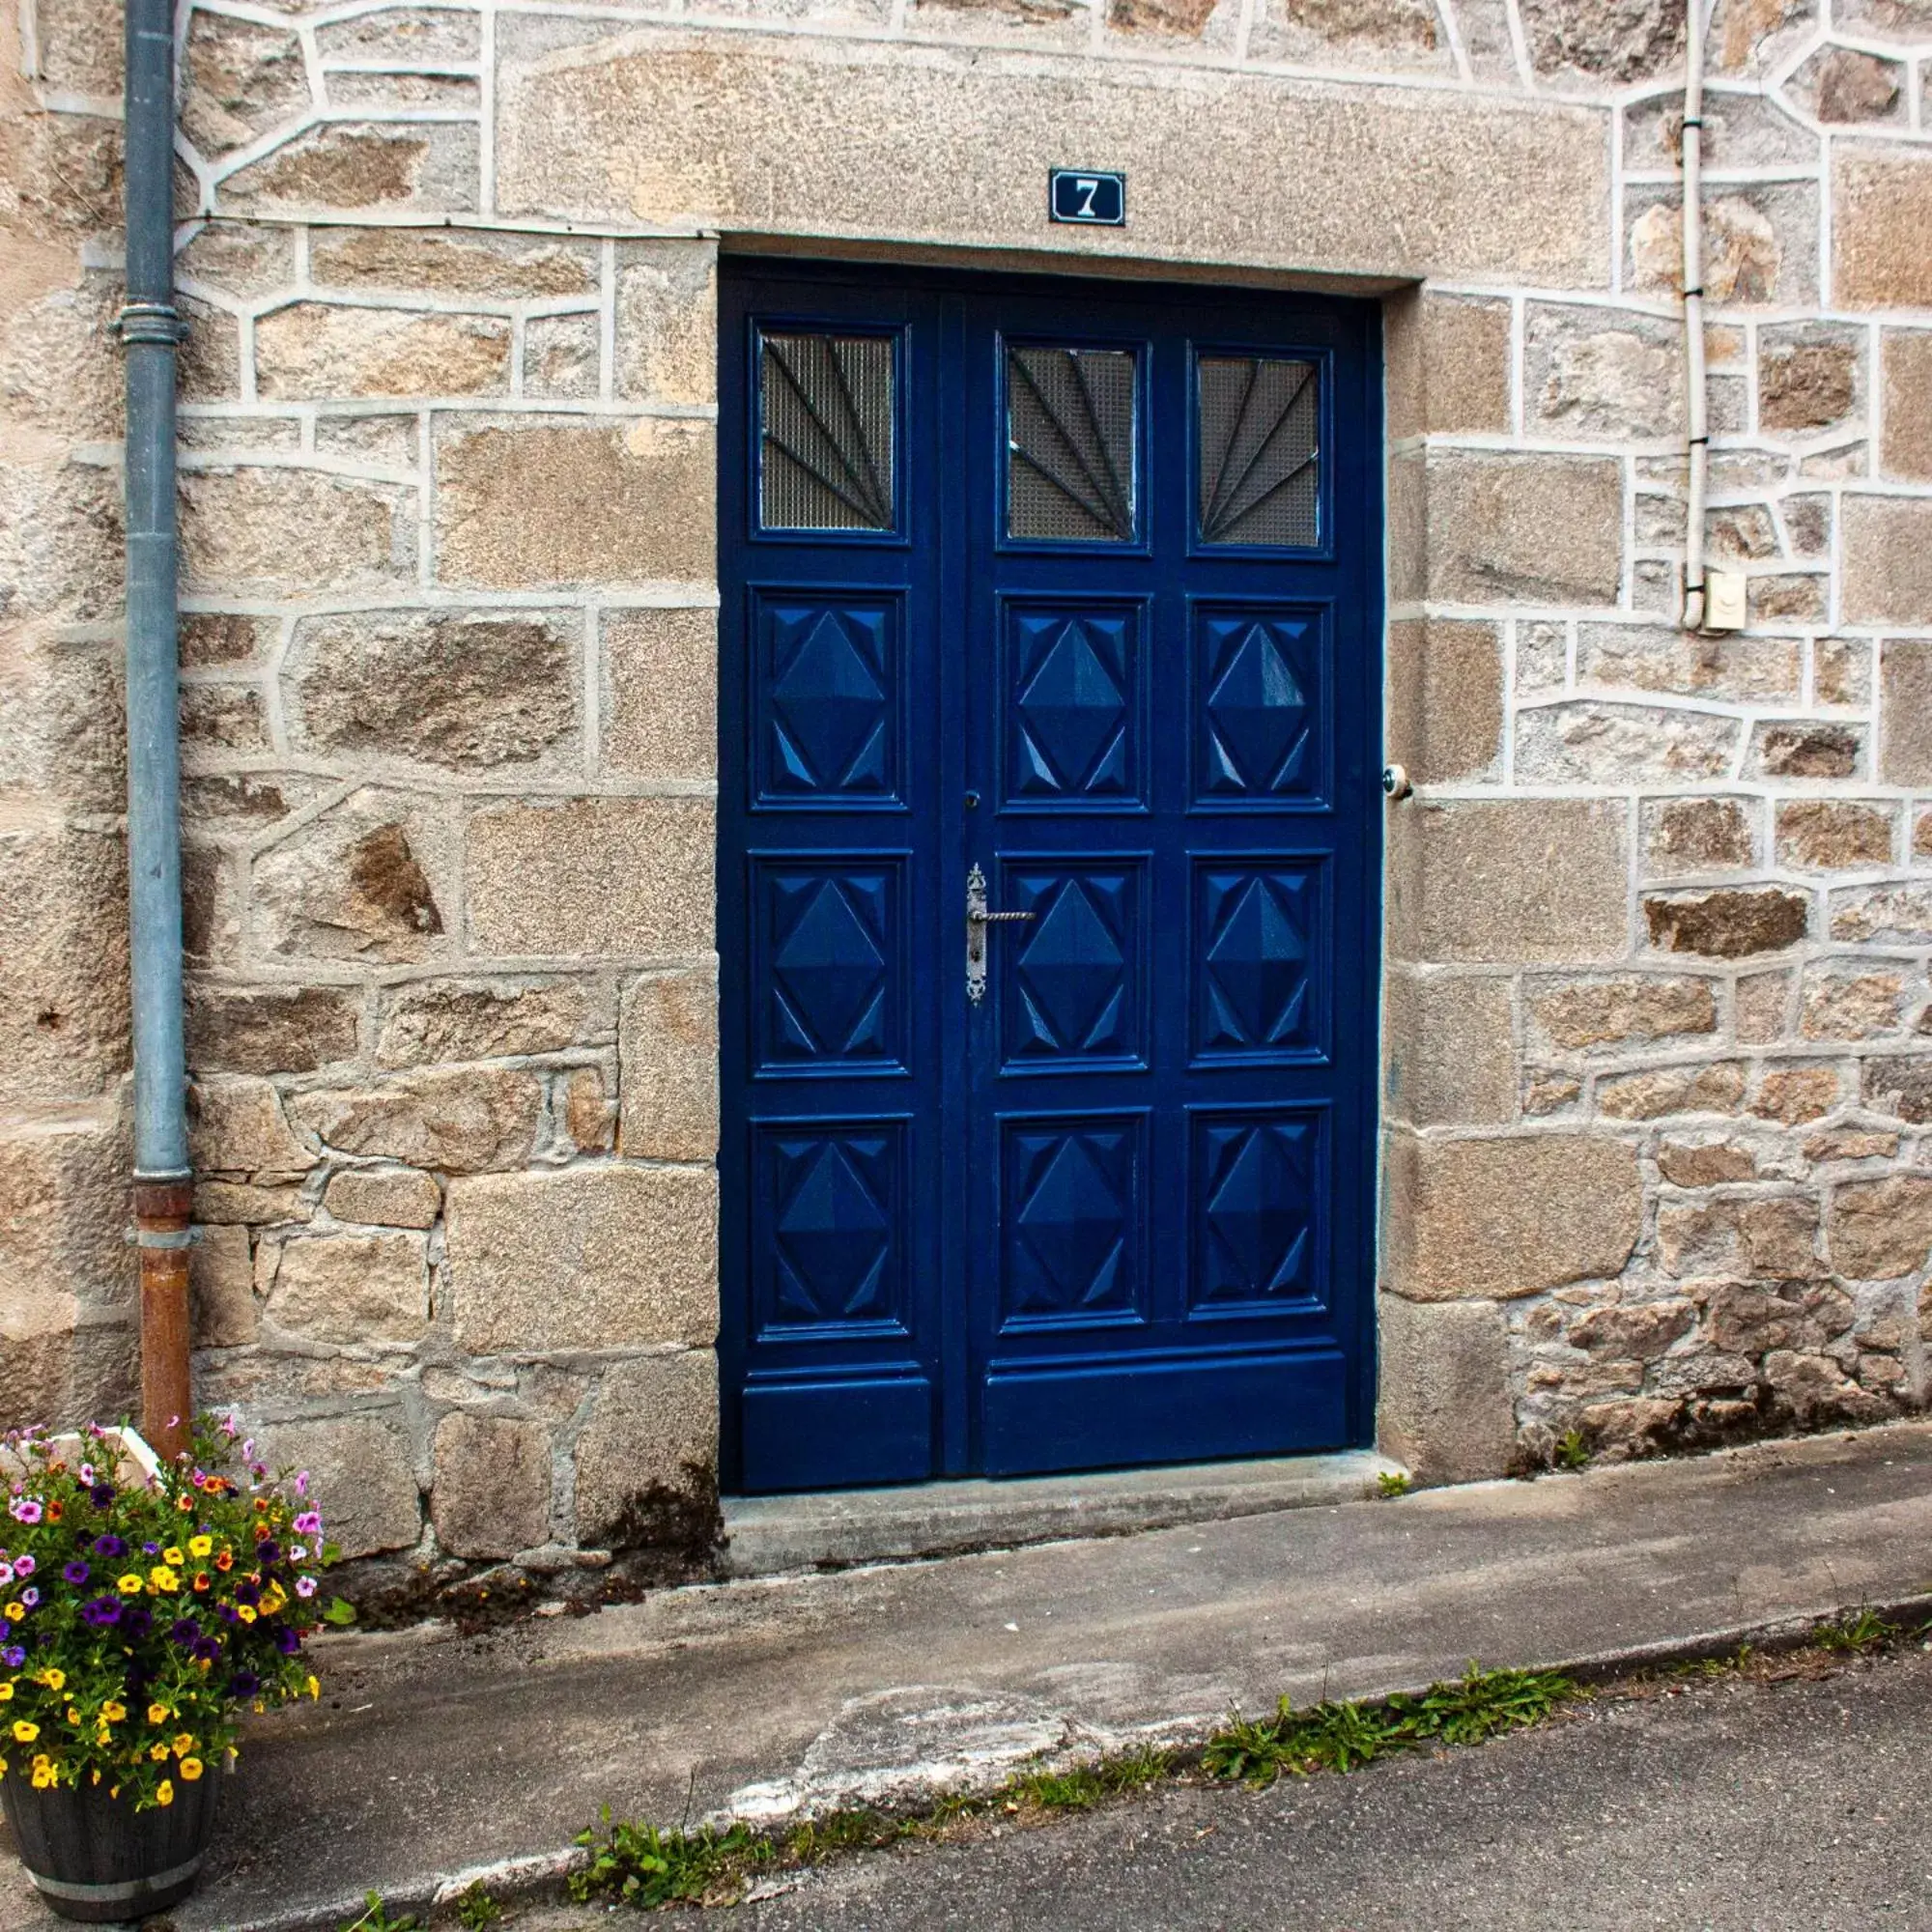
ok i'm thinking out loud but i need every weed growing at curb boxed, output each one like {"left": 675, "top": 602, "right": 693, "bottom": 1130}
{"left": 1201, "top": 1663, "right": 1579, "bottom": 1785}
{"left": 1814, "top": 1606, "right": 1898, "bottom": 1653}
{"left": 1552, "top": 1430, "right": 1592, "bottom": 1470}
{"left": 338, "top": 1894, "right": 420, "bottom": 1932}
{"left": 1376, "top": 1471, "right": 1412, "bottom": 1498}
{"left": 454, "top": 1881, "right": 505, "bottom": 1928}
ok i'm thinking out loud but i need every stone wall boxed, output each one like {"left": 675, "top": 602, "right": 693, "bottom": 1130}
{"left": 1, "top": 0, "right": 1928, "bottom": 1572}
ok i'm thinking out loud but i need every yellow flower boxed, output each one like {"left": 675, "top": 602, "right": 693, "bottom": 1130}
{"left": 149, "top": 1743, "right": 169, "bottom": 1762}
{"left": 100, "top": 1699, "right": 125, "bottom": 1722}
{"left": 38, "top": 1669, "right": 64, "bottom": 1691}
{"left": 179, "top": 1757, "right": 204, "bottom": 1781}
{"left": 12, "top": 1721, "right": 38, "bottom": 1744}
{"left": 236, "top": 1605, "right": 257, "bottom": 1625}
{"left": 117, "top": 1574, "right": 145, "bottom": 1596}
{"left": 173, "top": 1733, "right": 195, "bottom": 1755}
{"left": 3, "top": 1604, "right": 23, "bottom": 1622}
{"left": 187, "top": 1535, "right": 213, "bottom": 1558}
{"left": 162, "top": 1548, "right": 185, "bottom": 1568}
{"left": 95, "top": 1728, "right": 110, "bottom": 1745}
{"left": 149, "top": 1566, "right": 180, "bottom": 1594}
{"left": 156, "top": 1779, "right": 174, "bottom": 1807}
{"left": 147, "top": 1702, "right": 169, "bottom": 1726}
{"left": 0, "top": 1682, "right": 13, "bottom": 1702}
{"left": 30, "top": 1766, "right": 54, "bottom": 1790}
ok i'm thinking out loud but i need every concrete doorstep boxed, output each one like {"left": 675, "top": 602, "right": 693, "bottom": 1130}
{"left": 4, "top": 1424, "right": 1932, "bottom": 1931}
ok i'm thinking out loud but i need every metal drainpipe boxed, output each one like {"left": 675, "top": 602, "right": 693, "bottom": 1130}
{"left": 118, "top": 0, "right": 192, "bottom": 1461}
{"left": 1680, "top": 0, "right": 1710, "bottom": 634}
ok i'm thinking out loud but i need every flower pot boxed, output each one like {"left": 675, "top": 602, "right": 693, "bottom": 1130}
{"left": 0, "top": 1760, "right": 222, "bottom": 1923}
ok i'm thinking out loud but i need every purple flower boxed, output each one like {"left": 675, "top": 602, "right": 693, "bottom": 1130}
{"left": 169, "top": 1618, "right": 199, "bottom": 1647}
{"left": 192, "top": 1635, "right": 221, "bottom": 1663}
{"left": 142, "top": 1542, "right": 160, "bottom": 1556}
{"left": 92, "top": 1534, "right": 126, "bottom": 1558}
{"left": 275, "top": 1626, "right": 301, "bottom": 1656}
{"left": 62, "top": 1560, "right": 89, "bottom": 1585}
{"left": 235, "top": 1581, "right": 260, "bottom": 1607}
{"left": 80, "top": 1596, "right": 122, "bottom": 1628}
{"left": 258, "top": 1542, "right": 281, "bottom": 1566}
{"left": 89, "top": 1483, "right": 114, "bottom": 1508}
{"left": 0, "top": 1645, "right": 23, "bottom": 1668}
{"left": 228, "top": 1669, "right": 260, "bottom": 1698}
{"left": 123, "top": 1606, "right": 153, "bottom": 1638}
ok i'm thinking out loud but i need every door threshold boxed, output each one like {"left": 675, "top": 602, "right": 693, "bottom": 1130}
{"left": 720, "top": 1450, "right": 1406, "bottom": 1577}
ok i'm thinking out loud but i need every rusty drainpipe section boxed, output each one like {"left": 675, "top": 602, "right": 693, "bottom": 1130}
{"left": 118, "top": 0, "right": 192, "bottom": 1461}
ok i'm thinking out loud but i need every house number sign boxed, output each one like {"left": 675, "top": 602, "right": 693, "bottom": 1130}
{"left": 1049, "top": 169, "right": 1126, "bottom": 226}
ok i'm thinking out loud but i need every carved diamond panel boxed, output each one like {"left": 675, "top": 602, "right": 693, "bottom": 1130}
{"left": 753, "top": 593, "right": 901, "bottom": 807}
{"left": 753, "top": 858, "right": 904, "bottom": 1071}
{"left": 1002, "top": 863, "right": 1144, "bottom": 1067}
{"left": 1194, "top": 861, "right": 1322, "bottom": 1061}
{"left": 1192, "top": 1112, "right": 1323, "bottom": 1312}
{"left": 1194, "top": 606, "right": 1324, "bottom": 804}
{"left": 1004, "top": 603, "right": 1143, "bottom": 808}
{"left": 1001, "top": 1115, "right": 1146, "bottom": 1327}
{"left": 754, "top": 1122, "right": 906, "bottom": 1335}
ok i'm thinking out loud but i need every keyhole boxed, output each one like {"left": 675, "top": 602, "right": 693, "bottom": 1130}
{"left": 965, "top": 790, "right": 980, "bottom": 810}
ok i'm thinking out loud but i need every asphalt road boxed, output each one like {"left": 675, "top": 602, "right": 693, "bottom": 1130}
{"left": 709, "top": 1645, "right": 1932, "bottom": 1931}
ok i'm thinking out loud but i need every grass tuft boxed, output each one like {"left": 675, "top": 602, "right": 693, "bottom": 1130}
{"left": 1814, "top": 1606, "right": 1899, "bottom": 1654}
{"left": 1201, "top": 1663, "right": 1580, "bottom": 1787}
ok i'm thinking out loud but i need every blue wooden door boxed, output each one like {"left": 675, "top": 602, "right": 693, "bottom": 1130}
{"left": 720, "top": 263, "right": 1381, "bottom": 1492}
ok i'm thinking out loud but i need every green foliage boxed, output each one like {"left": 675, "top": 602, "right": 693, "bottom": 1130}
{"left": 1815, "top": 1607, "right": 1898, "bottom": 1653}
{"left": 1202, "top": 1663, "right": 1580, "bottom": 1787}
{"left": 570, "top": 1809, "right": 773, "bottom": 1909}
{"left": 1006, "top": 1747, "right": 1172, "bottom": 1812}
{"left": 338, "top": 1893, "right": 419, "bottom": 1932}
{"left": 0, "top": 1416, "right": 336, "bottom": 1810}
{"left": 1376, "top": 1471, "right": 1412, "bottom": 1498}
{"left": 1552, "top": 1430, "right": 1592, "bottom": 1470}
{"left": 784, "top": 1808, "right": 895, "bottom": 1862}
{"left": 321, "top": 1597, "right": 358, "bottom": 1628}
{"left": 453, "top": 1881, "right": 503, "bottom": 1929}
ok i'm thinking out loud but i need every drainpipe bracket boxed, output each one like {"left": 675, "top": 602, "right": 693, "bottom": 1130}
{"left": 112, "top": 301, "right": 186, "bottom": 347}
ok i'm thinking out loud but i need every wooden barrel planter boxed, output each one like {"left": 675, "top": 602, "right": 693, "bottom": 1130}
{"left": 1, "top": 1760, "right": 223, "bottom": 1923}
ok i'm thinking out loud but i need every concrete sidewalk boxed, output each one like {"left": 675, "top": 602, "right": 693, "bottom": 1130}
{"left": 4, "top": 1425, "right": 1931, "bottom": 1931}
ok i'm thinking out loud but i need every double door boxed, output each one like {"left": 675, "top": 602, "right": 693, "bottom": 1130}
{"left": 719, "top": 262, "right": 1381, "bottom": 1492}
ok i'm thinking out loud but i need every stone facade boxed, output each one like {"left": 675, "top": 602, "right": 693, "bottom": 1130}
{"left": 2, "top": 0, "right": 1930, "bottom": 1580}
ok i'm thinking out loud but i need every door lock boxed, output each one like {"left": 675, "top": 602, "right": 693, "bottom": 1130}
{"left": 965, "top": 862, "right": 1035, "bottom": 1005}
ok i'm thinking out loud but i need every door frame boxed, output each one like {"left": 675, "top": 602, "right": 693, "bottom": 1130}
{"left": 715, "top": 253, "right": 1386, "bottom": 1495}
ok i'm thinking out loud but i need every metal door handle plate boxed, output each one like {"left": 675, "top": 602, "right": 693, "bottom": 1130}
{"left": 965, "top": 863, "right": 1035, "bottom": 1005}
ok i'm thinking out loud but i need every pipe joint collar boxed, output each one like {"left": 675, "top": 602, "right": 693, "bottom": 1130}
{"left": 114, "top": 301, "right": 186, "bottom": 347}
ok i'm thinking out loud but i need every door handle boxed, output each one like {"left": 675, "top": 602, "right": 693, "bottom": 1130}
{"left": 966, "top": 862, "right": 1035, "bottom": 1006}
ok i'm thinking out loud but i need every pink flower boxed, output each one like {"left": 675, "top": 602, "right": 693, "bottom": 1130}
{"left": 14, "top": 1556, "right": 34, "bottom": 1578}
{"left": 289, "top": 1544, "right": 307, "bottom": 1563}
{"left": 0, "top": 1565, "right": 13, "bottom": 1587}
{"left": 295, "top": 1473, "right": 309, "bottom": 1498}
{"left": 294, "top": 1512, "right": 321, "bottom": 1536}
{"left": 295, "top": 1577, "right": 317, "bottom": 1599}
{"left": 78, "top": 1463, "right": 94, "bottom": 1485}
{"left": 8, "top": 1500, "right": 41, "bottom": 1525}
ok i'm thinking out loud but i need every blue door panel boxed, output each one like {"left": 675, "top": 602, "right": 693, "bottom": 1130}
{"left": 720, "top": 262, "right": 1380, "bottom": 1493}
{"left": 980, "top": 1349, "right": 1351, "bottom": 1478}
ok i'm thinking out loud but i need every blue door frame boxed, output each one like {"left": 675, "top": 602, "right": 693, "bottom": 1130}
{"left": 719, "top": 260, "right": 1383, "bottom": 1494}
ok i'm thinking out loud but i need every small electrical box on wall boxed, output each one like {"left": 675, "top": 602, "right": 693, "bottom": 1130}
{"left": 1703, "top": 568, "right": 1747, "bottom": 632}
